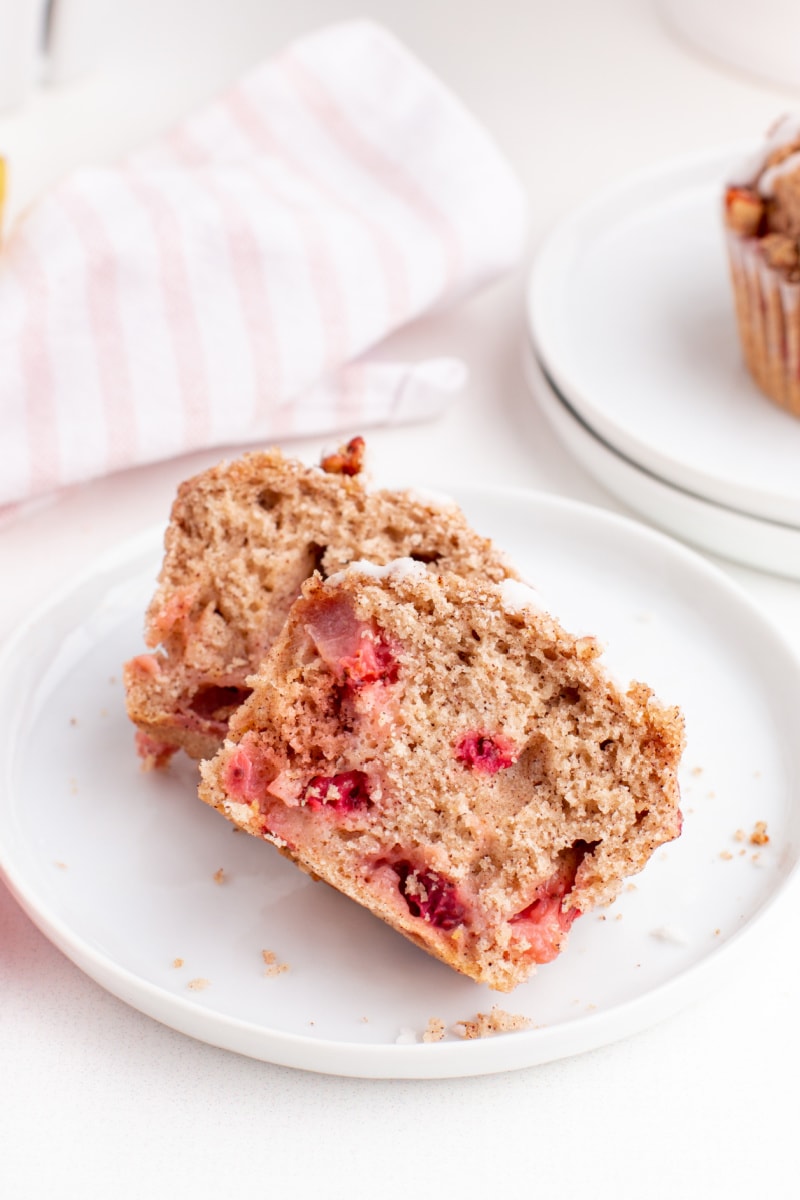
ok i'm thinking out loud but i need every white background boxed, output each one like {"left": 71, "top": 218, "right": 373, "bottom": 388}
{"left": 2, "top": 1, "right": 798, "bottom": 1196}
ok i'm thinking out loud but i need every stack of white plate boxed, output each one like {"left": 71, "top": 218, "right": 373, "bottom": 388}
{"left": 525, "top": 148, "right": 800, "bottom": 580}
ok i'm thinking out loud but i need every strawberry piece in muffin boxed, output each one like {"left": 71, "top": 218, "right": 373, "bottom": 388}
{"left": 124, "top": 441, "right": 514, "bottom": 766}
{"left": 199, "top": 562, "right": 684, "bottom": 992}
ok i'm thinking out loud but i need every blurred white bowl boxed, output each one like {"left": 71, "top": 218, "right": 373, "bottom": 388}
{"left": 659, "top": 0, "right": 800, "bottom": 92}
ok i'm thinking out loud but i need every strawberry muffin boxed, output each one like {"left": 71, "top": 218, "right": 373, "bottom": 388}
{"left": 724, "top": 114, "right": 800, "bottom": 415}
{"left": 199, "top": 562, "right": 684, "bottom": 992}
{"left": 124, "top": 441, "right": 514, "bottom": 767}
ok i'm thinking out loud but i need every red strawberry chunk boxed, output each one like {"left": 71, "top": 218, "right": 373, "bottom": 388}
{"left": 305, "top": 598, "right": 398, "bottom": 688}
{"left": 188, "top": 685, "right": 252, "bottom": 722}
{"left": 509, "top": 843, "right": 590, "bottom": 963}
{"left": 340, "top": 630, "right": 398, "bottom": 687}
{"left": 134, "top": 731, "right": 178, "bottom": 769}
{"left": 455, "top": 731, "right": 517, "bottom": 774}
{"left": 393, "top": 861, "right": 466, "bottom": 931}
{"left": 303, "top": 770, "right": 372, "bottom": 813}
{"left": 223, "top": 735, "right": 273, "bottom": 803}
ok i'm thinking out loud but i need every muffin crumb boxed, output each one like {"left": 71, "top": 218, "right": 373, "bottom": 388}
{"left": 422, "top": 1018, "right": 446, "bottom": 1043}
{"left": 452, "top": 1007, "right": 532, "bottom": 1039}
{"left": 262, "top": 949, "right": 289, "bottom": 977}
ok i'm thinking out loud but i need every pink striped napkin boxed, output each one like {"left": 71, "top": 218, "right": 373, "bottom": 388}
{"left": 0, "top": 20, "right": 527, "bottom": 508}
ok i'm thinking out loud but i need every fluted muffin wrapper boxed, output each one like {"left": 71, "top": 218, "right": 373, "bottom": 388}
{"left": 726, "top": 229, "right": 800, "bottom": 417}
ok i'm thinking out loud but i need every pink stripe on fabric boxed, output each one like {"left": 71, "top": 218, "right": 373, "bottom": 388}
{"left": 224, "top": 86, "right": 410, "bottom": 325}
{"left": 168, "top": 122, "right": 352, "bottom": 428}
{"left": 56, "top": 189, "right": 139, "bottom": 474}
{"left": 124, "top": 173, "right": 213, "bottom": 449}
{"left": 277, "top": 188, "right": 350, "bottom": 382}
{"left": 13, "top": 232, "right": 61, "bottom": 496}
{"left": 166, "top": 127, "right": 286, "bottom": 434}
{"left": 279, "top": 49, "right": 462, "bottom": 290}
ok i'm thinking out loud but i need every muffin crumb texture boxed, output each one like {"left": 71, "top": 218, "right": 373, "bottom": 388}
{"left": 124, "top": 442, "right": 513, "bottom": 764}
{"left": 199, "top": 565, "right": 684, "bottom": 992}
{"left": 452, "top": 1007, "right": 533, "bottom": 1039}
{"left": 422, "top": 1018, "right": 446, "bottom": 1043}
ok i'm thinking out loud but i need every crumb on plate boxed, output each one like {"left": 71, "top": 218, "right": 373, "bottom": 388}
{"left": 262, "top": 949, "right": 289, "bottom": 977}
{"left": 451, "top": 1006, "right": 532, "bottom": 1040}
{"left": 422, "top": 1018, "right": 446, "bottom": 1043}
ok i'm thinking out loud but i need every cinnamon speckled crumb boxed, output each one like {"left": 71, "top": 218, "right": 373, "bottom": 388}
{"left": 750, "top": 821, "right": 769, "bottom": 846}
{"left": 213, "top": 867, "right": 226, "bottom": 884}
{"left": 422, "top": 1018, "right": 446, "bottom": 1043}
{"left": 452, "top": 1007, "right": 532, "bottom": 1039}
{"left": 187, "top": 978, "right": 210, "bottom": 991}
{"left": 262, "top": 949, "right": 289, "bottom": 977}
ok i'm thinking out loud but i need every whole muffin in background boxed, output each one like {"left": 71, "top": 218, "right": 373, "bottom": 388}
{"left": 724, "top": 114, "right": 800, "bottom": 417}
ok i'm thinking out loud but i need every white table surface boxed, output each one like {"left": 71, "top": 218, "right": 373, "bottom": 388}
{"left": 2, "top": 1, "right": 798, "bottom": 1196}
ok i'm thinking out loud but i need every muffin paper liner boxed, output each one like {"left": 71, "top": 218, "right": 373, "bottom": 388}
{"left": 726, "top": 229, "right": 800, "bottom": 417}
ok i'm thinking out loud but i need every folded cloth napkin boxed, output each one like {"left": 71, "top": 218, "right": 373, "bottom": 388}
{"left": 0, "top": 20, "right": 527, "bottom": 508}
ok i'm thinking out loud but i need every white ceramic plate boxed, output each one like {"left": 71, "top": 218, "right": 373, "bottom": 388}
{"left": 527, "top": 148, "right": 800, "bottom": 527}
{"left": 2, "top": 490, "right": 799, "bottom": 1078}
{"left": 523, "top": 346, "right": 800, "bottom": 580}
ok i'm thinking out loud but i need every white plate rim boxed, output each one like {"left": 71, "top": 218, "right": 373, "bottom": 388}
{"left": 3, "top": 490, "right": 800, "bottom": 1078}
{"left": 523, "top": 344, "right": 800, "bottom": 580}
{"left": 526, "top": 144, "right": 800, "bottom": 527}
